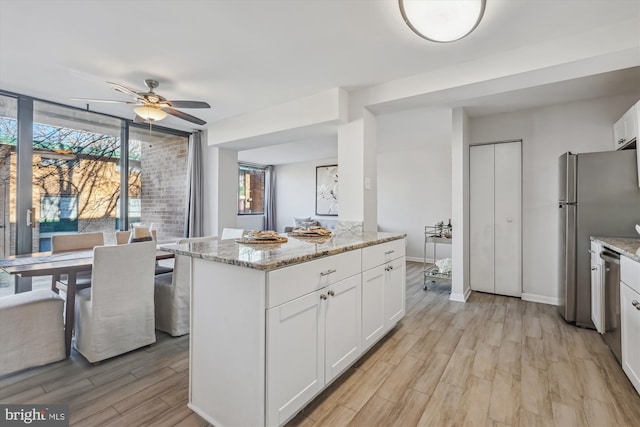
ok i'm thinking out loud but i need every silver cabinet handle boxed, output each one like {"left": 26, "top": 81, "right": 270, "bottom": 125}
{"left": 633, "top": 300, "right": 640, "bottom": 310}
{"left": 328, "top": 290, "right": 335, "bottom": 297}
{"left": 591, "top": 267, "right": 597, "bottom": 271}
{"left": 385, "top": 265, "right": 394, "bottom": 272}
{"left": 384, "top": 250, "right": 395, "bottom": 255}
{"left": 320, "top": 294, "right": 327, "bottom": 300}
{"left": 618, "top": 138, "right": 626, "bottom": 144}
{"left": 320, "top": 269, "right": 336, "bottom": 276}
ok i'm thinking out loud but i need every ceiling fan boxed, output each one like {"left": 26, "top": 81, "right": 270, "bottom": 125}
{"left": 72, "top": 79, "right": 211, "bottom": 125}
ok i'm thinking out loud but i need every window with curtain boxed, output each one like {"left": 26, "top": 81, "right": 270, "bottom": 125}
{"left": 238, "top": 164, "right": 266, "bottom": 215}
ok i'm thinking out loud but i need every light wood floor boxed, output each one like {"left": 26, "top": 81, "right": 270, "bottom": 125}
{"left": 1, "top": 261, "right": 639, "bottom": 427}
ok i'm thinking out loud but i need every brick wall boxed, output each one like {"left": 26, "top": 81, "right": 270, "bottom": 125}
{"left": 139, "top": 134, "right": 188, "bottom": 242}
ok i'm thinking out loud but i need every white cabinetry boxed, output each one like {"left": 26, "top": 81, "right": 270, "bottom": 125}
{"left": 266, "top": 251, "right": 362, "bottom": 426}
{"left": 590, "top": 240, "right": 604, "bottom": 333}
{"left": 266, "top": 273, "right": 361, "bottom": 426}
{"left": 361, "top": 240, "right": 406, "bottom": 351}
{"left": 621, "top": 255, "right": 640, "bottom": 395}
{"left": 613, "top": 103, "right": 638, "bottom": 150}
{"left": 266, "top": 290, "right": 324, "bottom": 425}
{"left": 613, "top": 100, "right": 640, "bottom": 187}
{"left": 187, "top": 237, "right": 406, "bottom": 427}
{"left": 470, "top": 141, "right": 522, "bottom": 297}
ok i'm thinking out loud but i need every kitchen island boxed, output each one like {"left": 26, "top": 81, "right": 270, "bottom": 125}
{"left": 162, "top": 231, "right": 406, "bottom": 427}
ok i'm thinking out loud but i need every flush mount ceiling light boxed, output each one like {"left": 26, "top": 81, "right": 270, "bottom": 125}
{"left": 399, "top": 0, "right": 486, "bottom": 43}
{"left": 133, "top": 105, "right": 168, "bottom": 122}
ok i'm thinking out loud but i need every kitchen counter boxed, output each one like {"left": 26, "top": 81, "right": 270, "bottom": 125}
{"left": 591, "top": 236, "right": 640, "bottom": 262}
{"left": 173, "top": 232, "right": 407, "bottom": 426}
{"left": 160, "top": 231, "right": 405, "bottom": 270}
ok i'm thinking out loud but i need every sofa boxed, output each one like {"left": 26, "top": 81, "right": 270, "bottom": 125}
{"left": 284, "top": 216, "right": 337, "bottom": 232}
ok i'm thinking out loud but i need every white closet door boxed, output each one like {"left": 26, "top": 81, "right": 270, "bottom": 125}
{"left": 494, "top": 142, "right": 522, "bottom": 297}
{"left": 469, "top": 144, "right": 495, "bottom": 294}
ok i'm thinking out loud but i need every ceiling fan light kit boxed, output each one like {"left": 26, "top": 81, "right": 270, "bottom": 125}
{"left": 399, "top": 0, "right": 486, "bottom": 43}
{"left": 134, "top": 106, "right": 168, "bottom": 122}
{"left": 72, "top": 79, "right": 211, "bottom": 126}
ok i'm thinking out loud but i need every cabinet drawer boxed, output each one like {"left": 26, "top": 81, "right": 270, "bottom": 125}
{"left": 267, "top": 250, "right": 361, "bottom": 308}
{"left": 621, "top": 255, "right": 640, "bottom": 294}
{"left": 362, "top": 239, "right": 405, "bottom": 271}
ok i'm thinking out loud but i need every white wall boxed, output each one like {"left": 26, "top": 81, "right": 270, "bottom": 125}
{"left": 377, "top": 108, "right": 452, "bottom": 261}
{"left": 237, "top": 215, "right": 264, "bottom": 231}
{"left": 274, "top": 158, "right": 338, "bottom": 232}
{"left": 468, "top": 93, "right": 640, "bottom": 304}
{"left": 265, "top": 107, "right": 454, "bottom": 258}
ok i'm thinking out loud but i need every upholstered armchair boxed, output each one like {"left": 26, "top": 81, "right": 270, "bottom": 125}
{"left": 154, "top": 236, "right": 219, "bottom": 336}
{"left": 0, "top": 289, "right": 66, "bottom": 376}
{"left": 73, "top": 241, "right": 157, "bottom": 363}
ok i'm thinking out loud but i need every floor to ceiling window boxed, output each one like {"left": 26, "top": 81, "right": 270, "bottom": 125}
{"left": 32, "top": 101, "right": 123, "bottom": 251}
{"left": 0, "top": 92, "right": 192, "bottom": 297}
{"left": 0, "top": 94, "right": 17, "bottom": 259}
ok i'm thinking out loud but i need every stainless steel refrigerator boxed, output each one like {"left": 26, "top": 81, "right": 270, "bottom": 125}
{"left": 558, "top": 149, "right": 640, "bottom": 328}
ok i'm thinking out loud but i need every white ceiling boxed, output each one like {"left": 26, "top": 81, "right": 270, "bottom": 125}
{"left": 1, "top": 0, "right": 639, "bottom": 162}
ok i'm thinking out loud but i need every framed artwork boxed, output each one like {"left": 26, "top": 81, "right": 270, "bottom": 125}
{"left": 316, "top": 165, "right": 338, "bottom": 216}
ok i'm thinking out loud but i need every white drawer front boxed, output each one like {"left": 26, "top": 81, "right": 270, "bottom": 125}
{"left": 621, "top": 255, "right": 640, "bottom": 294}
{"left": 267, "top": 250, "right": 361, "bottom": 308}
{"left": 362, "top": 239, "right": 405, "bottom": 271}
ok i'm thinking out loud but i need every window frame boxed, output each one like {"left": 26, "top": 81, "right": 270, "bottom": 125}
{"left": 238, "top": 163, "right": 266, "bottom": 215}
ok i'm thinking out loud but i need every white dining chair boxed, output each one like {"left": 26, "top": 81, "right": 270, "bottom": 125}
{"left": 115, "top": 229, "right": 158, "bottom": 245}
{"left": 154, "top": 236, "right": 219, "bottom": 336}
{"left": 51, "top": 232, "right": 104, "bottom": 293}
{"left": 220, "top": 228, "right": 245, "bottom": 240}
{"left": 73, "top": 240, "right": 157, "bottom": 363}
{"left": 116, "top": 229, "right": 171, "bottom": 275}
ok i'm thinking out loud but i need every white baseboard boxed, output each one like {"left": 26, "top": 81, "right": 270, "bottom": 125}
{"left": 449, "top": 287, "right": 471, "bottom": 302}
{"left": 521, "top": 293, "right": 559, "bottom": 306}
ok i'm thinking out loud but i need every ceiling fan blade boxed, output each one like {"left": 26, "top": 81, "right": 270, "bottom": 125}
{"left": 162, "top": 107, "right": 207, "bottom": 125}
{"left": 168, "top": 101, "right": 211, "bottom": 109}
{"left": 70, "top": 97, "right": 139, "bottom": 104}
{"left": 107, "top": 81, "right": 144, "bottom": 100}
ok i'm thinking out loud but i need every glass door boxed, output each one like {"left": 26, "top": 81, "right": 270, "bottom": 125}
{"left": 0, "top": 94, "right": 17, "bottom": 259}
{"left": 33, "top": 101, "right": 123, "bottom": 250}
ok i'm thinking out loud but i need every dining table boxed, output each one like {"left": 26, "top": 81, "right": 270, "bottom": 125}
{"left": 0, "top": 248, "right": 174, "bottom": 357}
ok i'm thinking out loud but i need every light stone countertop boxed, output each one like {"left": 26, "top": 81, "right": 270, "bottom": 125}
{"left": 160, "top": 231, "right": 406, "bottom": 271}
{"left": 591, "top": 236, "right": 640, "bottom": 263}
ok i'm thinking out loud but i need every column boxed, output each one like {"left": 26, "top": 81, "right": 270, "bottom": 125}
{"left": 337, "top": 109, "right": 377, "bottom": 232}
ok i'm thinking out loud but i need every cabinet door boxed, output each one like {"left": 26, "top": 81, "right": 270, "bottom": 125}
{"left": 621, "top": 282, "right": 640, "bottom": 395}
{"left": 614, "top": 113, "right": 627, "bottom": 150}
{"left": 470, "top": 144, "right": 495, "bottom": 293}
{"left": 266, "top": 290, "right": 324, "bottom": 426}
{"left": 385, "top": 257, "right": 406, "bottom": 326}
{"left": 494, "top": 141, "right": 522, "bottom": 297}
{"left": 362, "top": 265, "right": 386, "bottom": 350}
{"left": 325, "top": 274, "right": 361, "bottom": 383}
